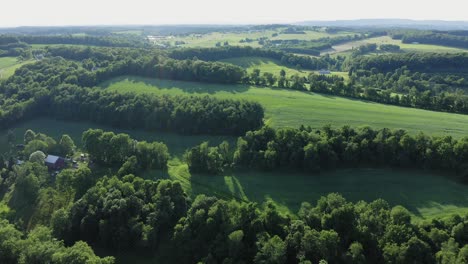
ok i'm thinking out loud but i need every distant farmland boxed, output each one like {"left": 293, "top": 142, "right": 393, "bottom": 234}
{"left": 322, "top": 36, "right": 468, "bottom": 55}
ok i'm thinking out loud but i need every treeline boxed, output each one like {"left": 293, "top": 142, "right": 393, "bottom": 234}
{"left": 0, "top": 34, "right": 148, "bottom": 48}
{"left": 392, "top": 31, "right": 468, "bottom": 49}
{"left": 82, "top": 129, "right": 169, "bottom": 169}
{"left": 169, "top": 46, "right": 344, "bottom": 70}
{"left": 349, "top": 52, "right": 468, "bottom": 73}
{"left": 50, "top": 85, "right": 264, "bottom": 135}
{"left": 185, "top": 125, "right": 468, "bottom": 181}
{"left": 52, "top": 175, "right": 468, "bottom": 263}
{"left": 351, "top": 66, "right": 468, "bottom": 112}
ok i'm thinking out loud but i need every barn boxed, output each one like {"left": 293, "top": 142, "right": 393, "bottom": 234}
{"left": 45, "top": 155, "right": 66, "bottom": 170}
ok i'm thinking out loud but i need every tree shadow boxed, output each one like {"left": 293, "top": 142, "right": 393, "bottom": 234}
{"left": 184, "top": 168, "right": 468, "bottom": 218}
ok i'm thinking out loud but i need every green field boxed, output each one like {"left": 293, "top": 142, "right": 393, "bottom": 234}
{"left": 101, "top": 76, "right": 468, "bottom": 137}
{"left": 0, "top": 118, "right": 234, "bottom": 157}
{"left": 0, "top": 57, "right": 33, "bottom": 79}
{"left": 220, "top": 56, "right": 349, "bottom": 81}
{"left": 2, "top": 118, "right": 467, "bottom": 221}
{"left": 323, "top": 36, "right": 468, "bottom": 55}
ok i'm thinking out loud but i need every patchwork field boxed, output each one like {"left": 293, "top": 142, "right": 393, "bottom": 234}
{"left": 101, "top": 76, "right": 468, "bottom": 137}
{"left": 167, "top": 29, "right": 354, "bottom": 48}
{"left": 0, "top": 57, "right": 33, "bottom": 79}
{"left": 2, "top": 118, "right": 467, "bottom": 221}
{"left": 322, "top": 36, "right": 468, "bottom": 55}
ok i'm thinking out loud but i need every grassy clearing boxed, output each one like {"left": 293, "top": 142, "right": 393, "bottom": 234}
{"left": 147, "top": 160, "right": 468, "bottom": 221}
{"left": 323, "top": 36, "right": 468, "bottom": 55}
{"left": 0, "top": 118, "right": 235, "bottom": 157}
{"left": 0, "top": 57, "right": 33, "bottom": 79}
{"left": 220, "top": 57, "right": 314, "bottom": 78}
{"left": 101, "top": 76, "right": 468, "bottom": 138}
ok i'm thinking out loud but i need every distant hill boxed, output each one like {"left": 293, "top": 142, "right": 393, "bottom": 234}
{"left": 297, "top": 19, "right": 468, "bottom": 30}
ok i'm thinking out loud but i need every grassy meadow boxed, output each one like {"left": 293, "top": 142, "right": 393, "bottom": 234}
{"left": 0, "top": 57, "right": 33, "bottom": 79}
{"left": 101, "top": 76, "right": 468, "bottom": 137}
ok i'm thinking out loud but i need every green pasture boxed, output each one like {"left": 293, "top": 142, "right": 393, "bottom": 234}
{"left": 0, "top": 57, "right": 33, "bottom": 79}
{"left": 101, "top": 76, "right": 468, "bottom": 138}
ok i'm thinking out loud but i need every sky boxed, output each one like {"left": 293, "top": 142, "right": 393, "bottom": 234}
{"left": 1, "top": 0, "right": 468, "bottom": 27}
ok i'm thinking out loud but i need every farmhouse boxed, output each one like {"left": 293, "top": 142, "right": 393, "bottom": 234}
{"left": 45, "top": 155, "right": 65, "bottom": 170}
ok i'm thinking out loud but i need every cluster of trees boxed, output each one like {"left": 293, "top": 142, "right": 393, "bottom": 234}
{"left": 82, "top": 129, "right": 169, "bottom": 170}
{"left": 352, "top": 43, "right": 377, "bottom": 55}
{"left": 51, "top": 85, "right": 264, "bottom": 135}
{"left": 0, "top": 220, "right": 114, "bottom": 264}
{"left": 184, "top": 141, "right": 231, "bottom": 174}
{"left": 352, "top": 44, "right": 400, "bottom": 56}
{"left": 379, "top": 44, "right": 401, "bottom": 52}
{"left": 185, "top": 125, "right": 468, "bottom": 181}
{"left": 50, "top": 174, "right": 468, "bottom": 263}
{"left": 0, "top": 41, "right": 30, "bottom": 58}
{"left": 22, "top": 129, "right": 76, "bottom": 159}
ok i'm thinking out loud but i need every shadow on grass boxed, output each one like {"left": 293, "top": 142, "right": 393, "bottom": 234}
{"left": 100, "top": 75, "right": 250, "bottom": 95}
{"left": 176, "top": 167, "right": 468, "bottom": 219}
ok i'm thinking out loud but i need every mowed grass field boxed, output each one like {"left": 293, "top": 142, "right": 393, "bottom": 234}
{"left": 323, "top": 36, "right": 468, "bottom": 55}
{"left": 0, "top": 57, "right": 33, "bottom": 79}
{"left": 101, "top": 76, "right": 468, "bottom": 137}
{"left": 2, "top": 118, "right": 467, "bottom": 221}
{"left": 220, "top": 56, "right": 349, "bottom": 81}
